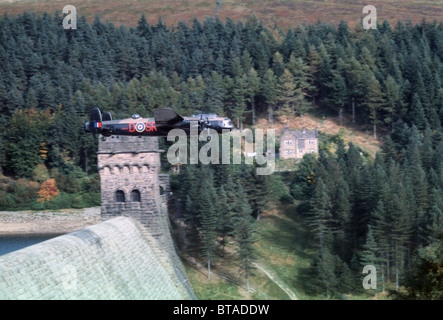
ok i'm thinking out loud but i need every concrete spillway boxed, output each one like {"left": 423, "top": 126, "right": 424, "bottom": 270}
{"left": 0, "top": 217, "right": 194, "bottom": 300}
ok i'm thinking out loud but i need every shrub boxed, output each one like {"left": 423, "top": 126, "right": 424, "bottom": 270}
{"left": 82, "top": 192, "right": 101, "bottom": 207}
{"left": 44, "top": 192, "right": 74, "bottom": 210}
{"left": 0, "top": 190, "right": 15, "bottom": 209}
{"left": 72, "top": 195, "right": 85, "bottom": 209}
{"left": 51, "top": 169, "right": 78, "bottom": 193}
{"left": 32, "top": 164, "right": 50, "bottom": 183}
{"left": 280, "top": 193, "right": 294, "bottom": 204}
{"left": 10, "top": 178, "right": 39, "bottom": 208}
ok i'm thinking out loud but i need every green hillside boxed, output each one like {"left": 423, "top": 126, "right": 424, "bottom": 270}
{"left": 0, "top": 6, "right": 442, "bottom": 299}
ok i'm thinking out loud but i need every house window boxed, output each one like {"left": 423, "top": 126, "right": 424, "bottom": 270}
{"left": 299, "top": 149, "right": 304, "bottom": 154}
{"left": 116, "top": 190, "right": 125, "bottom": 203}
{"left": 284, "top": 140, "right": 293, "bottom": 146}
{"left": 309, "top": 140, "right": 315, "bottom": 145}
{"left": 298, "top": 139, "right": 306, "bottom": 149}
{"left": 131, "top": 190, "right": 141, "bottom": 202}
{"left": 285, "top": 150, "right": 293, "bottom": 155}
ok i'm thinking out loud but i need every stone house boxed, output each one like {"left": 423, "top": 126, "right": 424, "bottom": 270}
{"left": 279, "top": 128, "right": 319, "bottom": 159}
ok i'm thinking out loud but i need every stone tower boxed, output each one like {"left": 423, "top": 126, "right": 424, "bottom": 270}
{"left": 97, "top": 135, "right": 165, "bottom": 238}
{"left": 97, "top": 134, "right": 196, "bottom": 299}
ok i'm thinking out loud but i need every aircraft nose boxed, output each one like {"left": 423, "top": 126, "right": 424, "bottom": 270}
{"left": 223, "top": 119, "right": 234, "bottom": 130}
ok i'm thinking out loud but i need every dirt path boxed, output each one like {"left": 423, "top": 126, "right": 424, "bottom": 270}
{"left": 253, "top": 262, "right": 298, "bottom": 300}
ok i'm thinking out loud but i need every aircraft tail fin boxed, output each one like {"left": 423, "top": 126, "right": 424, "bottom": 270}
{"left": 154, "top": 108, "right": 184, "bottom": 124}
{"left": 102, "top": 111, "right": 112, "bottom": 122}
{"left": 85, "top": 107, "right": 103, "bottom": 134}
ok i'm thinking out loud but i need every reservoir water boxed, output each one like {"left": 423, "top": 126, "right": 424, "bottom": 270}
{"left": 0, "top": 235, "right": 58, "bottom": 256}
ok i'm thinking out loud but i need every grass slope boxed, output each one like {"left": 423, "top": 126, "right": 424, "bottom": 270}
{"left": 256, "top": 109, "right": 383, "bottom": 158}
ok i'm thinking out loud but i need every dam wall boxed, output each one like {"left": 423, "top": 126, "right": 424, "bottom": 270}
{"left": 0, "top": 135, "right": 196, "bottom": 300}
{"left": 0, "top": 217, "right": 194, "bottom": 300}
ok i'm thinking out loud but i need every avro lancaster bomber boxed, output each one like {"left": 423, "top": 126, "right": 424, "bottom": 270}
{"left": 84, "top": 107, "right": 234, "bottom": 139}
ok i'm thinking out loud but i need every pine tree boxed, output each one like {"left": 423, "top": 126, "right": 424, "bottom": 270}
{"left": 276, "top": 69, "right": 300, "bottom": 125}
{"left": 317, "top": 49, "right": 334, "bottom": 101}
{"left": 410, "top": 93, "right": 427, "bottom": 130}
{"left": 337, "top": 20, "right": 350, "bottom": 45}
{"left": 360, "top": 226, "right": 380, "bottom": 296}
{"left": 204, "top": 71, "right": 224, "bottom": 114}
{"left": 307, "top": 45, "right": 321, "bottom": 103}
{"left": 351, "top": 165, "right": 379, "bottom": 247}
{"left": 7, "top": 85, "right": 24, "bottom": 111}
{"left": 427, "top": 205, "right": 443, "bottom": 243}
{"left": 310, "top": 247, "right": 338, "bottom": 297}
{"left": 216, "top": 185, "right": 234, "bottom": 257}
{"left": 338, "top": 261, "right": 357, "bottom": 294}
{"left": 248, "top": 170, "right": 272, "bottom": 220}
{"left": 0, "top": 78, "right": 8, "bottom": 116}
{"left": 390, "top": 190, "right": 413, "bottom": 292}
{"left": 333, "top": 178, "right": 351, "bottom": 259}
{"left": 343, "top": 57, "right": 366, "bottom": 122}
{"left": 233, "top": 184, "right": 256, "bottom": 292}
{"left": 370, "top": 200, "right": 390, "bottom": 286}
{"left": 361, "top": 225, "right": 377, "bottom": 265}
{"left": 287, "top": 54, "right": 312, "bottom": 112}
{"left": 136, "top": 13, "right": 152, "bottom": 39}
{"left": 329, "top": 72, "right": 347, "bottom": 114}
{"left": 179, "top": 166, "right": 200, "bottom": 249}
{"left": 271, "top": 51, "right": 285, "bottom": 78}
{"left": 230, "top": 74, "right": 248, "bottom": 129}
{"left": 198, "top": 177, "right": 219, "bottom": 280}
{"left": 260, "top": 68, "right": 277, "bottom": 124}
{"left": 381, "top": 135, "right": 398, "bottom": 162}
{"left": 25, "top": 87, "right": 38, "bottom": 109}
{"left": 236, "top": 194, "right": 256, "bottom": 292}
{"left": 240, "top": 50, "right": 253, "bottom": 74}
{"left": 244, "top": 68, "right": 260, "bottom": 125}
{"left": 308, "top": 178, "right": 332, "bottom": 251}
{"left": 364, "top": 73, "right": 385, "bottom": 139}
{"left": 383, "top": 75, "right": 403, "bottom": 129}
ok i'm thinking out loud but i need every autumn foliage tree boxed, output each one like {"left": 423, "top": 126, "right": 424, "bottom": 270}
{"left": 37, "top": 178, "right": 59, "bottom": 203}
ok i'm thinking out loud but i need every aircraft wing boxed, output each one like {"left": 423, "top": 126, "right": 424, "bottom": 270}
{"left": 154, "top": 108, "right": 184, "bottom": 124}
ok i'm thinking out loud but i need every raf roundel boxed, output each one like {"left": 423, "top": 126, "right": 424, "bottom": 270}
{"left": 135, "top": 123, "right": 146, "bottom": 133}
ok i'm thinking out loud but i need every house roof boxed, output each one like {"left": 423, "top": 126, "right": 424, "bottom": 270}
{"left": 281, "top": 128, "right": 318, "bottom": 140}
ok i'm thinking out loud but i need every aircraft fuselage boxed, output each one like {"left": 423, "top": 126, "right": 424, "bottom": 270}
{"left": 84, "top": 109, "right": 234, "bottom": 138}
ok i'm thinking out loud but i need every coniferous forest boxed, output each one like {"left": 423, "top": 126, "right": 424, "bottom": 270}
{"left": 0, "top": 11, "right": 442, "bottom": 298}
